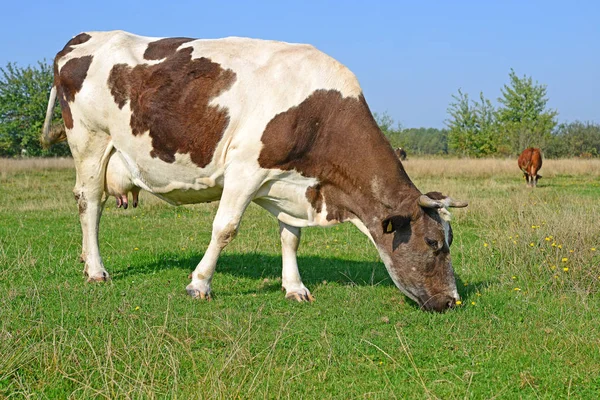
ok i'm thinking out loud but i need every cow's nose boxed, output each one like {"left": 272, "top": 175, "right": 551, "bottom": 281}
{"left": 423, "top": 294, "right": 457, "bottom": 312}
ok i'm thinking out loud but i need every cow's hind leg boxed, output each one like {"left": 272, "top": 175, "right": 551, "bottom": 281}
{"left": 279, "top": 221, "right": 313, "bottom": 302}
{"left": 70, "top": 133, "right": 113, "bottom": 281}
{"left": 186, "top": 176, "right": 260, "bottom": 300}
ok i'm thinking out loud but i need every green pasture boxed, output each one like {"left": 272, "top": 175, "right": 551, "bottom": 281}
{"left": 0, "top": 162, "right": 599, "bottom": 398}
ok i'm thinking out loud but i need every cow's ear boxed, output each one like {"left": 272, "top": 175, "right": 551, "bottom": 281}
{"left": 382, "top": 215, "right": 411, "bottom": 234}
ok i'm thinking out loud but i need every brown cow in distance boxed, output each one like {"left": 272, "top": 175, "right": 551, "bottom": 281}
{"left": 518, "top": 147, "right": 543, "bottom": 187}
{"left": 395, "top": 147, "right": 407, "bottom": 161}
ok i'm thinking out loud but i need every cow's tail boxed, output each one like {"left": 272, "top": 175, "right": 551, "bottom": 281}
{"left": 40, "top": 86, "right": 67, "bottom": 148}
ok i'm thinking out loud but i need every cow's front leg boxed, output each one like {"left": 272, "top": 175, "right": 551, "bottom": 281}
{"left": 186, "top": 182, "right": 256, "bottom": 300}
{"left": 279, "top": 221, "right": 313, "bottom": 302}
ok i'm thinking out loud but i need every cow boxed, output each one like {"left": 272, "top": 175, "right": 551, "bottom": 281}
{"left": 518, "top": 147, "right": 543, "bottom": 187}
{"left": 41, "top": 31, "right": 468, "bottom": 312}
{"left": 395, "top": 147, "right": 407, "bottom": 161}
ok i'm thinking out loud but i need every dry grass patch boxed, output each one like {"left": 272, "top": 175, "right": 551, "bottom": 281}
{"left": 404, "top": 157, "right": 600, "bottom": 179}
{"left": 0, "top": 158, "right": 74, "bottom": 176}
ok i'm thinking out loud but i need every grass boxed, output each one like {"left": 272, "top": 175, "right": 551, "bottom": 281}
{"left": 0, "top": 158, "right": 599, "bottom": 398}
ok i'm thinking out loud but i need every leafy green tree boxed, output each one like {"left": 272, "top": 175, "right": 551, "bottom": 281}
{"left": 446, "top": 89, "right": 498, "bottom": 157}
{"left": 496, "top": 69, "right": 557, "bottom": 155}
{"left": 446, "top": 89, "right": 475, "bottom": 156}
{"left": 0, "top": 61, "right": 69, "bottom": 157}
{"left": 547, "top": 121, "right": 600, "bottom": 158}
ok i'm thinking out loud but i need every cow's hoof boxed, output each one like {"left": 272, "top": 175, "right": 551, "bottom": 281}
{"left": 285, "top": 290, "right": 315, "bottom": 302}
{"left": 186, "top": 285, "right": 212, "bottom": 301}
{"left": 86, "top": 271, "right": 110, "bottom": 282}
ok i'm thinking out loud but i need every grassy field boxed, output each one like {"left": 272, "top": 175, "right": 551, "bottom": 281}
{"left": 1, "top": 157, "right": 599, "bottom": 399}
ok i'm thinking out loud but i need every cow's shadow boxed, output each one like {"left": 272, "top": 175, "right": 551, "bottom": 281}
{"left": 114, "top": 251, "right": 484, "bottom": 308}
{"left": 117, "top": 251, "right": 392, "bottom": 288}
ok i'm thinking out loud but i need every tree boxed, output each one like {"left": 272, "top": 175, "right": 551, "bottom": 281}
{"left": 0, "top": 61, "right": 69, "bottom": 157}
{"left": 446, "top": 89, "right": 498, "bottom": 157}
{"left": 496, "top": 69, "right": 557, "bottom": 155}
{"left": 374, "top": 112, "right": 449, "bottom": 155}
{"left": 547, "top": 121, "right": 600, "bottom": 158}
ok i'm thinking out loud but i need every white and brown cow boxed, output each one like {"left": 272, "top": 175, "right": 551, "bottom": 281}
{"left": 42, "top": 31, "right": 468, "bottom": 312}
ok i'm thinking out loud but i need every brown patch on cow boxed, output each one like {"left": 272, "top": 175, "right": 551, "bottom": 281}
{"left": 55, "top": 33, "right": 92, "bottom": 61}
{"left": 259, "top": 89, "right": 418, "bottom": 223}
{"left": 54, "top": 55, "right": 93, "bottom": 129}
{"left": 53, "top": 33, "right": 92, "bottom": 130}
{"left": 144, "top": 37, "right": 194, "bottom": 60}
{"left": 305, "top": 184, "right": 323, "bottom": 213}
{"left": 107, "top": 47, "right": 236, "bottom": 167}
{"left": 58, "top": 56, "right": 93, "bottom": 103}
{"left": 74, "top": 192, "right": 87, "bottom": 215}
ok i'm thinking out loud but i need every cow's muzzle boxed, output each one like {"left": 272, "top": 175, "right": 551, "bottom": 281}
{"left": 421, "top": 294, "right": 458, "bottom": 312}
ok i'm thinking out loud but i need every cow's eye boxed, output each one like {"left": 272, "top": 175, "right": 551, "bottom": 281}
{"left": 425, "top": 238, "right": 438, "bottom": 249}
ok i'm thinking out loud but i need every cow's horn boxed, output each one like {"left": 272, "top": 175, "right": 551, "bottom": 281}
{"left": 418, "top": 195, "right": 443, "bottom": 209}
{"left": 444, "top": 197, "right": 468, "bottom": 208}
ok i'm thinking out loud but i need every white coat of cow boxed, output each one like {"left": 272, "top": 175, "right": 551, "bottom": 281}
{"left": 42, "top": 31, "right": 468, "bottom": 311}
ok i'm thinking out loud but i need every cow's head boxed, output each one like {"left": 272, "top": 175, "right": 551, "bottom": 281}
{"left": 373, "top": 192, "right": 468, "bottom": 312}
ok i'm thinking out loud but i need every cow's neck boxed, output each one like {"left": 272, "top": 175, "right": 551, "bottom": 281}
{"left": 319, "top": 159, "right": 421, "bottom": 228}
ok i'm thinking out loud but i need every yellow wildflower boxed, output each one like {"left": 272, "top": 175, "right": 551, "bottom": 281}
{"left": 562, "top": 257, "right": 568, "bottom": 262}
{"left": 455, "top": 300, "right": 462, "bottom": 305}
{"left": 529, "top": 242, "right": 535, "bottom": 247}
{"left": 135, "top": 306, "right": 140, "bottom": 311}
{"left": 569, "top": 249, "right": 574, "bottom": 253}
{"left": 514, "top": 288, "right": 521, "bottom": 291}
{"left": 545, "top": 237, "right": 551, "bottom": 241}
{"left": 563, "top": 267, "right": 569, "bottom": 272}
{"left": 558, "top": 244, "right": 563, "bottom": 249}
{"left": 591, "top": 248, "right": 596, "bottom": 251}
{"left": 471, "top": 301, "right": 476, "bottom": 305}
{"left": 484, "top": 243, "right": 488, "bottom": 247}
{"left": 134, "top": 247, "right": 139, "bottom": 251}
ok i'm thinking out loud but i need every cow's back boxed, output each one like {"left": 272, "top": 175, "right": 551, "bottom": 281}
{"left": 518, "top": 148, "right": 533, "bottom": 173}
{"left": 54, "top": 31, "right": 365, "bottom": 203}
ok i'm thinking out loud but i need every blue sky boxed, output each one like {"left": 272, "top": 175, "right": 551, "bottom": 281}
{"left": 1, "top": 1, "right": 598, "bottom": 128}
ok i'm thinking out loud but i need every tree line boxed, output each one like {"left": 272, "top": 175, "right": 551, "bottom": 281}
{"left": 377, "top": 69, "right": 600, "bottom": 158}
{"left": 0, "top": 61, "right": 598, "bottom": 158}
